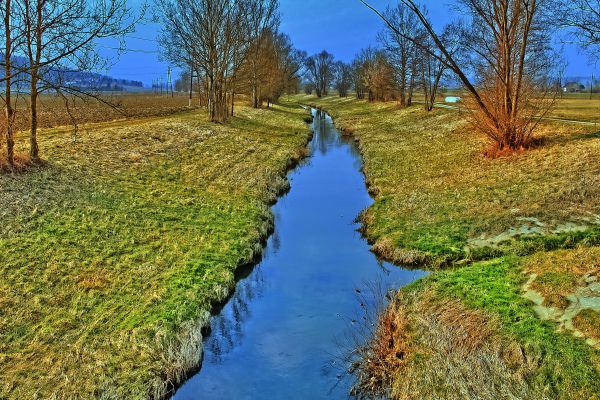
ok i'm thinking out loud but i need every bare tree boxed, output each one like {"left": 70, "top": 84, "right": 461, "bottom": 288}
{"left": 157, "top": 0, "right": 247, "bottom": 122}
{"left": 364, "top": 51, "right": 396, "bottom": 102}
{"left": 352, "top": 49, "right": 372, "bottom": 100}
{"left": 334, "top": 61, "right": 353, "bottom": 97}
{"left": 304, "top": 50, "right": 335, "bottom": 97}
{"left": 556, "top": 0, "right": 600, "bottom": 56}
{"left": 415, "top": 35, "right": 444, "bottom": 111}
{"left": 304, "top": 81, "right": 315, "bottom": 95}
{"left": 243, "top": 0, "right": 279, "bottom": 108}
{"left": 14, "top": 0, "right": 136, "bottom": 162}
{"left": 1, "top": 0, "right": 17, "bottom": 166}
{"left": 240, "top": 30, "right": 302, "bottom": 106}
{"left": 417, "top": 24, "right": 463, "bottom": 111}
{"left": 378, "top": 3, "right": 421, "bottom": 107}
{"left": 362, "top": 0, "right": 559, "bottom": 154}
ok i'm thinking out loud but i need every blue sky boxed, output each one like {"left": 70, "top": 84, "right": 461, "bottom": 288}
{"left": 103, "top": 0, "right": 599, "bottom": 86}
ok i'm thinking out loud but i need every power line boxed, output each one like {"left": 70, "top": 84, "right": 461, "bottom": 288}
{"left": 98, "top": 45, "right": 160, "bottom": 54}
{"left": 122, "top": 35, "right": 159, "bottom": 42}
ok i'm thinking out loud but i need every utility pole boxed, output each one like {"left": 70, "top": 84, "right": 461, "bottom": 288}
{"left": 160, "top": 76, "right": 163, "bottom": 96}
{"left": 167, "top": 66, "right": 172, "bottom": 97}
{"left": 591, "top": 74, "right": 594, "bottom": 100}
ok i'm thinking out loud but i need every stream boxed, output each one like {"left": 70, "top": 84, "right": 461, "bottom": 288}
{"left": 172, "top": 109, "right": 426, "bottom": 399}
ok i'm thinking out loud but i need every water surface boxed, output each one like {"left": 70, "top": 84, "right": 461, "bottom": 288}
{"left": 173, "top": 109, "right": 426, "bottom": 399}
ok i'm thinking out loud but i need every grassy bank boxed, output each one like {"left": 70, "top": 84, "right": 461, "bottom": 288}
{"left": 0, "top": 103, "right": 310, "bottom": 398}
{"left": 289, "top": 95, "right": 600, "bottom": 266}
{"left": 358, "top": 250, "right": 600, "bottom": 399}
{"left": 288, "top": 95, "right": 600, "bottom": 399}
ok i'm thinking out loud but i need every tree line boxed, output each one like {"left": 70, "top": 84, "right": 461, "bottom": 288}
{"left": 2, "top": 0, "right": 598, "bottom": 167}
{"left": 304, "top": 0, "right": 598, "bottom": 154}
{"left": 157, "top": 0, "right": 305, "bottom": 122}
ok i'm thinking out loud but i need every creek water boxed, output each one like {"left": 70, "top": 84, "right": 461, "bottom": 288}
{"left": 172, "top": 109, "right": 426, "bottom": 399}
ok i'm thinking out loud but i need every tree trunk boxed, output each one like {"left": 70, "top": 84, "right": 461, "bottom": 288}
{"left": 407, "top": 75, "right": 414, "bottom": 106}
{"left": 4, "top": 0, "right": 15, "bottom": 166}
{"left": 30, "top": 79, "right": 40, "bottom": 162}
{"left": 189, "top": 67, "right": 193, "bottom": 107}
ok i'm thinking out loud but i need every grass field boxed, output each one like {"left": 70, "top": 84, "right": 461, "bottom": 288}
{"left": 289, "top": 94, "right": 600, "bottom": 399}
{"left": 373, "top": 250, "right": 600, "bottom": 400}
{"left": 0, "top": 101, "right": 310, "bottom": 398}
{"left": 435, "top": 91, "right": 600, "bottom": 123}
{"left": 2, "top": 92, "right": 195, "bottom": 134}
{"left": 549, "top": 94, "right": 600, "bottom": 123}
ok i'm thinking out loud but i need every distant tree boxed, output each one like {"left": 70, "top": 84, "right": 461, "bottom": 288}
{"left": 352, "top": 48, "right": 396, "bottom": 102}
{"left": 157, "top": 0, "right": 247, "bottom": 122}
{"left": 304, "top": 81, "right": 315, "bottom": 95}
{"left": 255, "top": 31, "right": 298, "bottom": 104}
{"left": 175, "top": 70, "right": 192, "bottom": 92}
{"left": 363, "top": 51, "right": 396, "bottom": 102}
{"left": 275, "top": 35, "right": 305, "bottom": 97}
{"left": 378, "top": 3, "right": 420, "bottom": 106}
{"left": 243, "top": 0, "right": 279, "bottom": 108}
{"left": 304, "top": 50, "right": 335, "bottom": 97}
{"left": 237, "top": 30, "right": 302, "bottom": 106}
{"left": 334, "top": 61, "right": 353, "bottom": 97}
{"left": 416, "top": 24, "right": 462, "bottom": 111}
{"left": 351, "top": 49, "right": 372, "bottom": 100}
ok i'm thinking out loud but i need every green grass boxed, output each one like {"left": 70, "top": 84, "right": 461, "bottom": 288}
{"left": 287, "top": 95, "right": 600, "bottom": 266}
{"left": 421, "top": 256, "right": 600, "bottom": 399}
{"left": 290, "top": 95, "right": 600, "bottom": 398}
{"left": 0, "top": 103, "right": 310, "bottom": 398}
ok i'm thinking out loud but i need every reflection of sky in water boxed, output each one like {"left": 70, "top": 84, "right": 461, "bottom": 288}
{"left": 173, "top": 110, "right": 426, "bottom": 400}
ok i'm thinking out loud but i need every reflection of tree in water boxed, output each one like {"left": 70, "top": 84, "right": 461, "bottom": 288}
{"left": 312, "top": 109, "right": 361, "bottom": 160}
{"left": 204, "top": 264, "right": 266, "bottom": 363}
{"left": 270, "top": 219, "right": 281, "bottom": 255}
{"left": 313, "top": 110, "right": 340, "bottom": 155}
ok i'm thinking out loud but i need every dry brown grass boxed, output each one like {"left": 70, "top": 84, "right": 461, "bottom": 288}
{"left": 351, "top": 300, "right": 411, "bottom": 398}
{"left": 352, "top": 289, "right": 536, "bottom": 400}
{"left": 1, "top": 92, "right": 193, "bottom": 134}
{"left": 0, "top": 152, "right": 39, "bottom": 172}
{"left": 550, "top": 95, "right": 600, "bottom": 123}
{"left": 574, "top": 310, "right": 600, "bottom": 343}
{"left": 524, "top": 247, "right": 600, "bottom": 308}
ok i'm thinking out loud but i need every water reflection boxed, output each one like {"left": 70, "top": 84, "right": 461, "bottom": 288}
{"left": 173, "top": 109, "right": 426, "bottom": 400}
{"left": 205, "top": 264, "right": 266, "bottom": 364}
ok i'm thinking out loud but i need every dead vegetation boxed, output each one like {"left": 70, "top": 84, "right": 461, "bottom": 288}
{"left": 574, "top": 310, "right": 600, "bottom": 344}
{"left": 352, "top": 290, "right": 537, "bottom": 400}
{"left": 524, "top": 247, "right": 600, "bottom": 309}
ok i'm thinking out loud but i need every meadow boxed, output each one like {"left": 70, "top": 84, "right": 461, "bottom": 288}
{"left": 0, "top": 98, "right": 311, "bottom": 398}
{"left": 290, "top": 94, "right": 600, "bottom": 399}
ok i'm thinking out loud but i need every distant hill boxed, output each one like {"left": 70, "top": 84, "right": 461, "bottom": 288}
{"left": 0, "top": 55, "right": 144, "bottom": 92}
